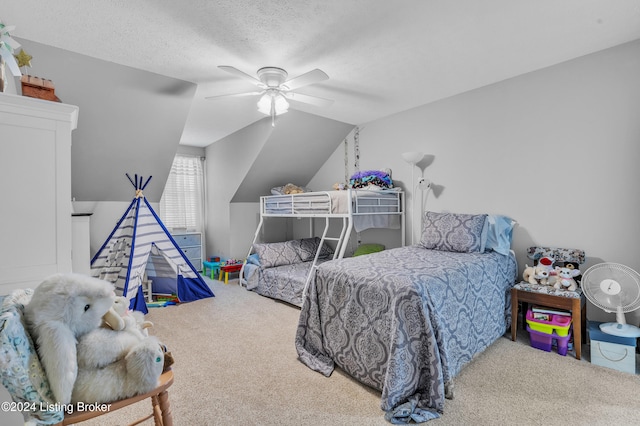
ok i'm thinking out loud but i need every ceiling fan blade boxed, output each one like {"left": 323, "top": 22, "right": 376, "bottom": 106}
{"left": 284, "top": 92, "right": 334, "bottom": 108}
{"left": 218, "top": 65, "right": 262, "bottom": 86}
{"left": 283, "top": 69, "right": 329, "bottom": 91}
{"left": 205, "top": 91, "right": 263, "bottom": 100}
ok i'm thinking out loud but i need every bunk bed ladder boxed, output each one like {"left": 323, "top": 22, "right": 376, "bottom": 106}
{"left": 302, "top": 214, "right": 352, "bottom": 300}
{"left": 239, "top": 216, "right": 264, "bottom": 287}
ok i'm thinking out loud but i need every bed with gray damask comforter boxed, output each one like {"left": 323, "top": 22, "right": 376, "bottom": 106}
{"left": 295, "top": 245, "right": 517, "bottom": 422}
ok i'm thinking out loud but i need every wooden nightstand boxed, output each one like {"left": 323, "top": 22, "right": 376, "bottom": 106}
{"left": 511, "top": 284, "right": 586, "bottom": 360}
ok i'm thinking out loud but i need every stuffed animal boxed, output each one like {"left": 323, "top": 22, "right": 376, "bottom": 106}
{"left": 564, "top": 261, "right": 582, "bottom": 284}
{"left": 24, "top": 273, "right": 165, "bottom": 405}
{"left": 537, "top": 256, "right": 555, "bottom": 273}
{"left": 553, "top": 266, "right": 581, "bottom": 291}
{"left": 283, "top": 183, "right": 304, "bottom": 194}
{"left": 522, "top": 264, "right": 551, "bottom": 285}
{"left": 103, "top": 295, "right": 153, "bottom": 335}
{"left": 101, "top": 295, "right": 126, "bottom": 331}
{"left": 74, "top": 319, "right": 164, "bottom": 404}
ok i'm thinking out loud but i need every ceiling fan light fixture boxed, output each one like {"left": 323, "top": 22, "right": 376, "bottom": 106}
{"left": 211, "top": 65, "right": 332, "bottom": 125}
{"left": 257, "top": 91, "right": 289, "bottom": 116}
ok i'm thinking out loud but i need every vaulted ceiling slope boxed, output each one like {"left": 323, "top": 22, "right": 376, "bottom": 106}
{"left": 4, "top": 1, "right": 640, "bottom": 148}
{"left": 15, "top": 39, "right": 197, "bottom": 202}
{"left": 231, "top": 110, "right": 354, "bottom": 203}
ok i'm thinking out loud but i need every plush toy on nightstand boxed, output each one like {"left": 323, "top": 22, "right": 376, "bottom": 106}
{"left": 553, "top": 266, "right": 581, "bottom": 291}
{"left": 564, "top": 261, "right": 582, "bottom": 284}
{"left": 522, "top": 264, "right": 552, "bottom": 285}
{"left": 537, "top": 256, "right": 555, "bottom": 273}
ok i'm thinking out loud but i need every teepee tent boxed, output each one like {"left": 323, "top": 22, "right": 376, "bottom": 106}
{"left": 91, "top": 174, "right": 214, "bottom": 313}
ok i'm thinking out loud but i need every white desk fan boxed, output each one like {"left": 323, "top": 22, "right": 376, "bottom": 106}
{"left": 582, "top": 262, "right": 640, "bottom": 338}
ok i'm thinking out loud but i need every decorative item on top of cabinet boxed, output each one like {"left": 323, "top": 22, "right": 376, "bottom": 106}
{"left": 171, "top": 232, "right": 202, "bottom": 272}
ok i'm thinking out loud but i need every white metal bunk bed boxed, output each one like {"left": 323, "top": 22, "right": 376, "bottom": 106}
{"left": 240, "top": 188, "right": 405, "bottom": 305}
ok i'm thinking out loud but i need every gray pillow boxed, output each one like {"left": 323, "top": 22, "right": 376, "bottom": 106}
{"left": 420, "top": 211, "right": 487, "bottom": 253}
{"left": 296, "top": 237, "right": 334, "bottom": 262}
{"left": 253, "top": 241, "right": 301, "bottom": 268}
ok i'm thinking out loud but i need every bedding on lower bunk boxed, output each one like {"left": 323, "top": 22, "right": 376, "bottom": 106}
{"left": 244, "top": 259, "right": 331, "bottom": 307}
{"left": 295, "top": 245, "right": 517, "bottom": 421}
{"left": 243, "top": 237, "right": 334, "bottom": 307}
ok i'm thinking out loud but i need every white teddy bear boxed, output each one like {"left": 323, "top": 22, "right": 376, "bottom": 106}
{"left": 553, "top": 266, "right": 581, "bottom": 291}
{"left": 24, "top": 273, "right": 165, "bottom": 405}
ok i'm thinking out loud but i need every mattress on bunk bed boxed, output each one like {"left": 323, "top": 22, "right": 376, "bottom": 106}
{"left": 295, "top": 245, "right": 517, "bottom": 420}
{"left": 263, "top": 189, "right": 401, "bottom": 232}
{"left": 244, "top": 259, "right": 331, "bottom": 307}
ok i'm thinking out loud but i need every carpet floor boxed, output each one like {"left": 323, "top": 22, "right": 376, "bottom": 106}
{"left": 54, "top": 277, "right": 640, "bottom": 425}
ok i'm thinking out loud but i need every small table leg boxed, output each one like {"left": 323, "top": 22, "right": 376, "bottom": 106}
{"left": 511, "top": 288, "right": 518, "bottom": 342}
{"left": 572, "top": 298, "right": 582, "bottom": 360}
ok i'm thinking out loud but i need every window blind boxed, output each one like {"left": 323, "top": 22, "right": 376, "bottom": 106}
{"left": 159, "top": 154, "right": 204, "bottom": 232}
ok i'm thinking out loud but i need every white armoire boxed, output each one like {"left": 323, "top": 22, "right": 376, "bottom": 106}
{"left": 0, "top": 93, "right": 79, "bottom": 294}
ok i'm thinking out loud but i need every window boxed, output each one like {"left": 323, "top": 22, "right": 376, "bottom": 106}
{"left": 160, "top": 154, "right": 205, "bottom": 232}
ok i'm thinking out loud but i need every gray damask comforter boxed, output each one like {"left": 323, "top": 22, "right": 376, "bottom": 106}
{"left": 295, "top": 245, "right": 517, "bottom": 422}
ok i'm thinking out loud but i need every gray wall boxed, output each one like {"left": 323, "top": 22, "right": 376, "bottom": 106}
{"left": 205, "top": 110, "right": 353, "bottom": 260}
{"left": 15, "top": 38, "right": 196, "bottom": 202}
{"left": 205, "top": 117, "right": 274, "bottom": 260}
{"left": 310, "top": 40, "right": 640, "bottom": 324}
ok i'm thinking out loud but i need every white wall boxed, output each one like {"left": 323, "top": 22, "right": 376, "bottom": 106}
{"left": 311, "top": 40, "right": 640, "bottom": 322}
{"left": 205, "top": 119, "right": 273, "bottom": 259}
{"left": 76, "top": 146, "right": 204, "bottom": 261}
{"left": 303, "top": 131, "right": 405, "bottom": 255}
{"left": 73, "top": 200, "right": 159, "bottom": 260}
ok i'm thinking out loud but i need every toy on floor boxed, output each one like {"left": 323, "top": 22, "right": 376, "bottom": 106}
{"left": 156, "top": 294, "right": 180, "bottom": 303}
{"left": 24, "top": 273, "right": 166, "bottom": 405}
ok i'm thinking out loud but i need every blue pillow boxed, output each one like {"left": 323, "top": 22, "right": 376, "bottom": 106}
{"left": 246, "top": 253, "right": 260, "bottom": 265}
{"left": 484, "top": 215, "right": 516, "bottom": 256}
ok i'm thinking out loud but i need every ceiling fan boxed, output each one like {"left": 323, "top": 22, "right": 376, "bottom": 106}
{"left": 206, "top": 66, "right": 334, "bottom": 126}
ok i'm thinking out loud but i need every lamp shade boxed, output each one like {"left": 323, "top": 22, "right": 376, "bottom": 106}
{"left": 401, "top": 151, "right": 424, "bottom": 165}
{"left": 257, "top": 91, "right": 289, "bottom": 116}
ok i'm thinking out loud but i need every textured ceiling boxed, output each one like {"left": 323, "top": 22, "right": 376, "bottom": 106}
{"left": 3, "top": 1, "right": 640, "bottom": 147}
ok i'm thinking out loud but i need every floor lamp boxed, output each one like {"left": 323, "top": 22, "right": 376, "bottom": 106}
{"left": 402, "top": 151, "right": 424, "bottom": 245}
